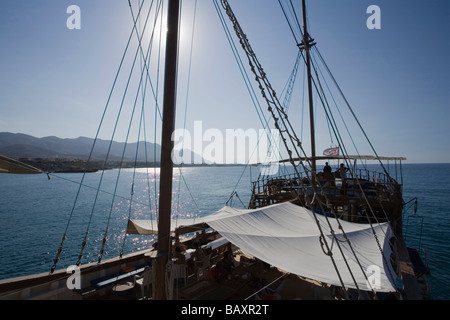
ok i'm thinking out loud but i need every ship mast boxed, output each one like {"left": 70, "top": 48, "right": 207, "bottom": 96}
{"left": 154, "top": 0, "right": 180, "bottom": 300}
{"left": 300, "top": 0, "right": 317, "bottom": 176}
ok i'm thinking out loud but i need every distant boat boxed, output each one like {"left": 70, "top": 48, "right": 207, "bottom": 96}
{"left": 0, "top": 0, "right": 429, "bottom": 300}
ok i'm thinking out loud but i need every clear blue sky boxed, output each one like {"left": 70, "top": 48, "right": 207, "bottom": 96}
{"left": 0, "top": 0, "right": 449, "bottom": 163}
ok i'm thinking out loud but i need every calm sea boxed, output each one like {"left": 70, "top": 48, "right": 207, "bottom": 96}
{"left": 0, "top": 164, "right": 449, "bottom": 299}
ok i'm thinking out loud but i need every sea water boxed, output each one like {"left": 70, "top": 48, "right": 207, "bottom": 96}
{"left": 0, "top": 164, "right": 449, "bottom": 299}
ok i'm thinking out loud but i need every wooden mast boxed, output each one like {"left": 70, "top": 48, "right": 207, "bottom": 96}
{"left": 301, "top": 0, "right": 316, "bottom": 176}
{"left": 154, "top": 0, "right": 180, "bottom": 300}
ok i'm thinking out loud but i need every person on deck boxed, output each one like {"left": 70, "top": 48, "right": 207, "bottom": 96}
{"left": 172, "top": 238, "right": 186, "bottom": 255}
{"left": 339, "top": 163, "right": 349, "bottom": 181}
{"left": 222, "top": 250, "right": 239, "bottom": 273}
{"left": 173, "top": 246, "right": 186, "bottom": 264}
{"left": 206, "top": 261, "right": 227, "bottom": 281}
{"left": 193, "top": 232, "right": 202, "bottom": 246}
{"left": 323, "top": 162, "right": 332, "bottom": 174}
{"left": 192, "top": 242, "right": 205, "bottom": 262}
{"left": 199, "top": 229, "right": 208, "bottom": 245}
{"left": 186, "top": 242, "right": 205, "bottom": 274}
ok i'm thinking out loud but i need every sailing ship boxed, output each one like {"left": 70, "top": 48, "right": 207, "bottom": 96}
{"left": 0, "top": 0, "right": 429, "bottom": 300}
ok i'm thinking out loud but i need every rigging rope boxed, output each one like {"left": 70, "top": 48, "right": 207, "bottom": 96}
{"left": 213, "top": 0, "right": 278, "bottom": 152}
{"left": 153, "top": 0, "right": 164, "bottom": 216}
{"left": 49, "top": 0, "right": 399, "bottom": 298}
{"left": 100, "top": 0, "right": 163, "bottom": 263}
{"left": 280, "top": 0, "right": 396, "bottom": 241}
{"left": 219, "top": 0, "right": 356, "bottom": 295}
{"left": 83, "top": 0, "right": 157, "bottom": 266}
{"left": 50, "top": 0, "right": 147, "bottom": 273}
{"left": 309, "top": 45, "right": 399, "bottom": 288}
{"left": 175, "top": 0, "right": 201, "bottom": 230}
{"left": 278, "top": 0, "right": 399, "bottom": 295}
{"left": 213, "top": 0, "right": 294, "bottom": 203}
{"left": 219, "top": 0, "right": 404, "bottom": 298}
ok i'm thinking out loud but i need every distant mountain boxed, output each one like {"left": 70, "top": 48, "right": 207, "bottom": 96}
{"left": 0, "top": 132, "right": 205, "bottom": 164}
{"left": 0, "top": 132, "right": 162, "bottom": 162}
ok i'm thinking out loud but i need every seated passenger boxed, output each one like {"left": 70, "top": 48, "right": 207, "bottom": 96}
{"left": 172, "top": 238, "right": 186, "bottom": 255}
{"left": 192, "top": 242, "right": 205, "bottom": 262}
{"left": 193, "top": 232, "right": 202, "bottom": 246}
{"left": 206, "top": 261, "right": 227, "bottom": 281}
{"left": 222, "top": 251, "right": 239, "bottom": 273}
{"left": 173, "top": 246, "right": 186, "bottom": 264}
{"left": 199, "top": 230, "right": 209, "bottom": 245}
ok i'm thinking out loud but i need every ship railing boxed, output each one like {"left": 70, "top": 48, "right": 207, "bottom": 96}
{"left": 250, "top": 168, "right": 399, "bottom": 206}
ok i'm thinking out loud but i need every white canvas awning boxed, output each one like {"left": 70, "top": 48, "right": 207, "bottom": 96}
{"left": 127, "top": 202, "right": 397, "bottom": 292}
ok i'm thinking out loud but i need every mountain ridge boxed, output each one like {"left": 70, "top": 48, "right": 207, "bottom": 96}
{"left": 0, "top": 132, "right": 163, "bottom": 162}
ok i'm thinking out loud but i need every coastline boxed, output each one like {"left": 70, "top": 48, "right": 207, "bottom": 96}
{"left": 19, "top": 158, "right": 246, "bottom": 173}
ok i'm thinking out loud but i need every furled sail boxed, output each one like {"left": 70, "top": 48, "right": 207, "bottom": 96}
{"left": 127, "top": 201, "right": 396, "bottom": 292}
{"left": 0, "top": 155, "right": 42, "bottom": 174}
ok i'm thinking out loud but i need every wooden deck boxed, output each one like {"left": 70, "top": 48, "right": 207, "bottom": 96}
{"left": 395, "top": 237, "right": 422, "bottom": 300}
